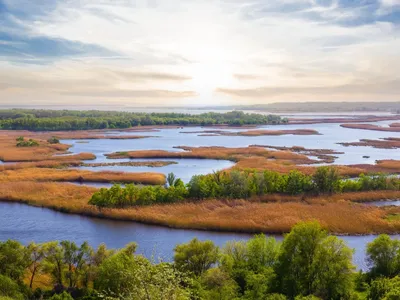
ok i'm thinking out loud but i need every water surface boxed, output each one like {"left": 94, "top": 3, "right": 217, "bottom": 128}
{"left": 0, "top": 202, "right": 396, "bottom": 271}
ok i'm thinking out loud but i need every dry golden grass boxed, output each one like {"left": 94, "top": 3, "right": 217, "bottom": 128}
{"left": 0, "top": 132, "right": 95, "bottom": 162}
{"left": 310, "top": 190, "right": 400, "bottom": 203}
{"left": 375, "top": 160, "right": 400, "bottom": 170}
{"left": 290, "top": 115, "right": 400, "bottom": 125}
{"left": 83, "top": 161, "right": 177, "bottom": 167}
{"left": 341, "top": 123, "right": 400, "bottom": 132}
{"left": 0, "top": 160, "right": 83, "bottom": 171}
{"left": 0, "top": 168, "right": 166, "bottom": 185}
{"left": 339, "top": 138, "right": 400, "bottom": 149}
{"left": 106, "top": 146, "right": 318, "bottom": 164}
{"left": 228, "top": 129, "right": 320, "bottom": 136}
{"left": 2, "top": 182, "right": 400, "bottom": 234}
{"left": 182, "top": 129, "right": 320, "bottom": 136}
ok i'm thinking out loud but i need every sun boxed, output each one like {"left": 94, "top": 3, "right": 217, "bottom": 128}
{"left": 188, "top": 62, "right": 235, "bottom": 98}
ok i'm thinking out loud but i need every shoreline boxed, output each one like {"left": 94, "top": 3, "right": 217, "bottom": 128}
{"left": 1, "top": 197, "right": 399, "bottom": 236}
{"left": 1, "top": 182, "right": 400, "bottom": 236}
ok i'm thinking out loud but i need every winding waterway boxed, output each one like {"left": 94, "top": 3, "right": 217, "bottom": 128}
{"left": 2, "top": 116, "right": 400, "bottom": 271}
{"left": 1, "top": 202, "right": 398, "bottom": 271}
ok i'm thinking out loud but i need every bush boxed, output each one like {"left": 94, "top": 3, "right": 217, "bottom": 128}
{"left": 47, "top": 137, "right": 60, "bottom": 144}
{"left": 0, "top": 275, "right": 23, "bottom": 300}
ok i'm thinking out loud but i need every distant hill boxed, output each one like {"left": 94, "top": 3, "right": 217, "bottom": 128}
{"left": 196, "top": 102, "right": 400, "bottom": 113}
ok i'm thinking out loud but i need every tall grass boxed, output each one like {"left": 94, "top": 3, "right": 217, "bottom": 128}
{"left": 0, "top": 134, "right": 94, "bottom": 162}
{"left": 341, "top": 123, "right": 400, "bottom": 132}
{"left": 106, "top": 146, "right": 317, "bottom": 164}
{"left": 0, "top": 168, "right": 166, "bottom": 185}
{"left": 225, "top": 129, "right": 320, "bottom": 136}
{"left": 1, "top": 182, "right": 400, "bottom": 234}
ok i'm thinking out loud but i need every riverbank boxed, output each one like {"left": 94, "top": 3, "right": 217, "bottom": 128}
{"left": 0, "top": 168, "right": 166, "bottom": 185}
{"left": 339, "top": 138, "right": 400, "bottom": 149}
{"left": 2, "top": 181, "right": 400, "bottom": 235}
{"left": 340, "top": 123, "right": 400, "bottom": 132}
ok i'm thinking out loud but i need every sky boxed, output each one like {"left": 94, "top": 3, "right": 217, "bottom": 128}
{"left": 0, "top": 0, "right": 399, "bottom": 107}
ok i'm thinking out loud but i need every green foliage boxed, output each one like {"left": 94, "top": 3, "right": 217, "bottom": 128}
{"left": 174, "top": 238, "right": 219, "bottom": 276}
{"left": 47, "top": 136, "right": 60, "bottom": 144}
{"left": 2, "top": 223, "right": 400, "bottom": 299}
{"left": 95, "top": 245, "right": 189, "bottom": 299}
{"left": 0, "top": 109, "right": 284, "bottom": 131}
{"left": 48, "top": 291, "right": 74, "bottom": 300}
{"left": 0, "top": 274, "right": 24, "bottom": 300}
{"left": 367, "top": 234, "right": 400, "bottom": 278}
{"left": 16, "top": 137, "right": 39, "bottom": 147}
{"left": 275, "top": 222, "right": 354, "bottom": 299}
{"left": 368, "top": 276, "right": 400, "bottom": 300}
{"left": 313, "top": 166, "right": 340, "bottom": 194}
{"left": 89, "top": 167, "right": 400, "bottom": 209}
{"left": 200, "top": 268, "right": 239, "bottom": 300}
{"left": 0, "top": 240, "right": 29, "bottom": 281}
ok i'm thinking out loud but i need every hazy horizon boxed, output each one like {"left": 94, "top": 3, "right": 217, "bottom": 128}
{"left": 1, "top": 0, "right": 400, "bottom": 107}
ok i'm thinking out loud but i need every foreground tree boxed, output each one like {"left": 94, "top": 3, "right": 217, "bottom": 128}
{"left": 275, "top": 222, "right": 354, "bottom": 299}
{"left": 0, "top": 240, "right": 29, "bottom": 282}
{"left": 367, "top": 234, "right": 400, "bottom": 278}
{"left": 174, "top": 238, "right": 219, "bottom": 276}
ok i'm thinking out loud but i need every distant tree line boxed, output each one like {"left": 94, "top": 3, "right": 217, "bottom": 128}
{"left": 1, "top": 222, "right": 400, "bottom": 299}
{"left": 0, "top": 109, "right": 286, "bottom": 131}
{"left": 89, "top": 167, "right": 400, "bottom": 208}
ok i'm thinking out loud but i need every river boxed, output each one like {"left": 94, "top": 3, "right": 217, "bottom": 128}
{"left": 0, "top": 202, "right": 397, "bottom": 271}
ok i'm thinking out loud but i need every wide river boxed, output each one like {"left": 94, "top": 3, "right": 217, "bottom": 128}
{"left": 1, "top": 201, "right": 399, "bottom": 271}
{"left": 1, "top": 115, "right": 400, "bottom": 270}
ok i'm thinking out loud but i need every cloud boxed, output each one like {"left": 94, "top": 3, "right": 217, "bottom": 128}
{"left": 109, "top": 70, "right": 191, "bottom": 82}
{"left": 0, "top": 0, "right": 399, "bottom": 105}
{"left": 217, "top": 79, "right": 400, "bottom": 98}
{"left": 233, "top": 74, "right": 262, "bottom": 81}
{"left": 62, "top": 89, "right": 196, "bottom": 98}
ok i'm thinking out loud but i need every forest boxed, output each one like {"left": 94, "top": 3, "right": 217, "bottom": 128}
{"left": 88, "top": 167, "right": 400, "bottom": 208}
{"left": 0, "top": 109, "right": 285, "bottom": 131}
{"left": 1, "top": 222, "right": 400, "bottom": 300}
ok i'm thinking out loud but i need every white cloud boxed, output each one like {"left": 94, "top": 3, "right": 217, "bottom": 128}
{"left": 1, "top": 0, "right": 400, "bottom": 106}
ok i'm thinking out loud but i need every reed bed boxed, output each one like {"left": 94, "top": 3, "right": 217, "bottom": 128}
{"left": 290, "top": 115, "right": 400, "bottom": 125}
{"left": 0, "top": 168, "right": 166, "bottom": 185}
{"left": 339, "top": 138, "right": 400, "bottom": 149}
{"left": 224, "top": 129, "right": 320, "bottom": 136}
{"left": 340, "top": 123, "right": 400, "bottom": 132}
{"left": 0, "top": 134, "right": 94, "bottom": 162}
{"left": 182, "top": 129, "right": 320, "bottom": 136}
{"left": 2, "top": 182, "right": 400, "bottom": 234}
{"left": 106, "top": 146, "right": 318, "bottom": 165}
{"left": 0, "top": 150, "right": 95, "bottom": 162}
{"left": 0, "top": 160, "right": 82, "bottom": 171}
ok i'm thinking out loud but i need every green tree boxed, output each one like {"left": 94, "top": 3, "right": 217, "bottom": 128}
{"left": 174, "top": 238, "right": 219, "bottom": 276}
{"left": 27, "top": 242, "right": 49, "bottom": 289}
{"left": 367, "top": 235, "right": 400, "bottom": 278}
{"left": 276, "top": 222, "right": 354, "bottom": 299}
{"left": 247, "top": 234, "right": 280, "bottom": 271}
{"left": 167, "top": 172, "right": 177, "bottom": 187}
{"left": 313, "top": 166, "right": 340, "bottom": 194}
{"left": 0, "top": 275, "right": 23, "bottom": 300}
{"left": 48, "top": 291, "right": 74, "bottom": 300}
{"left": 311, "top": 236, "right": 354, "bottom": 299}
{"left": 43, "top": 242, "right": 65, "bottom": 287}
{"left": 368, "top": 276, "right": 400, "bottom": 300}
{"left": 201, "top": 268, "right": 239, "bottom": 300}
{"left": 0, "top": 240, "right": 29, "bottom": 282}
